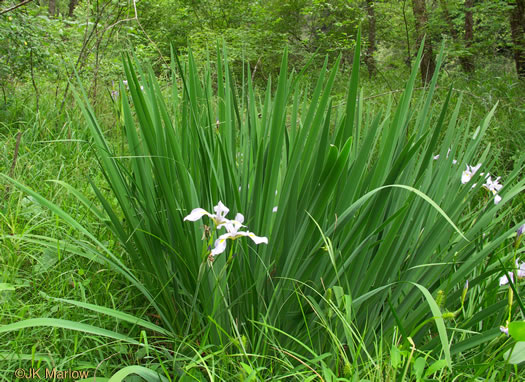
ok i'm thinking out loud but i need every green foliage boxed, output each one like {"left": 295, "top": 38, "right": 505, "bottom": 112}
{"left": 427, "top": 0, "right": 515, "bottom": 65}
{"left": 1, "top": 0, "right": 524, "bottom": 379}
{"left": 3, "top": 39, "right": 523, "bottom": 379}
{"left": 0, "top": 0, "right": 138, "bottom": 127}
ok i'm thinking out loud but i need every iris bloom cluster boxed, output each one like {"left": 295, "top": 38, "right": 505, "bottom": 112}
{"left": 432, "top": 149, "right": 504, "bottom": 204}
{"left": 482, "top": 175, "right": 503, "bottom": 204}
{"left": 460, "top": 163, "right": 503, "bottom": 205}
{"left": 184, "top": 201, "right": 268, "bottom": 258}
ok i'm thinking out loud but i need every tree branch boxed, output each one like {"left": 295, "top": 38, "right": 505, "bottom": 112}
{"left": 0, "top": 0, "right": 33, "bottom": 16}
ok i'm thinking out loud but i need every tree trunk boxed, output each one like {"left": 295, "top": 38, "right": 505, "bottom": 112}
{"left": 364, "top": 0, "right": 377, "bottom": 77}
{"left": 412, "top": 0, "right": 436, "bottom": 84}
{"left": 68, "top": 0, "right": 78, "bottom": 17}
{"left": 402, "top": 0, "right": 412, "bottom": 67}
{"left": 461, "top": 0, "right": 475, "bottom": 72}
{"left": 439, "top": 0, "right": 458, "bottom": 40}
{"left": 509, "top": 0, "right": 525, "bottom": 78}
{"left": 48, "top": 0, "right": 55, "bottom": 17}
{"left": 439, "top": 0, "right": 474, "bottom": 72}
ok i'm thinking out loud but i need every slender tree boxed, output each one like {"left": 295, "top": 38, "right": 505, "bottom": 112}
{"left": 439, "top": 0, "right": 474, "bottom": 72}
{"left": 412, "top": 0, "right": 436, "bottom": 84}
{"left": 69, "top": 0, "right": 78, "bottom": 17}
{"left": 509, "top": 0, "right": 525, "bottom": 78}
{"left": 402, "top": 0, "right": 412, "bottom": 66}
{"left": 48, "top": 0, "right": 55, "bottom": 16}
{"left": 439, "top": 0, "right": 458, "bottom": 40}
{"left": 462, "top": 0, "right": 474, "bottom": 72}
{"left": 364, "top": 0, "right": 377, "bottom": 77}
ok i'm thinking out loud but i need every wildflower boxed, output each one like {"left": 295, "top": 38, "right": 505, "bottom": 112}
{"left": 500, "top": 272, "right": 514, "bottom": 286}
{"left": 499, "top": 260, "right": 525, "bottom": 285}
{"left": 272, "top": 206, "right": 278, "bottom": 213}
{"left": 461, "top": 164, "right": 482, "bottom": 184}
{"left": 185, "top": 202, "right": 268, "bottom": 258}
{"left": 483, "top": 175, "right": 503, "bottom": 205}
{"left": 217, "top": 212, "right": 245, "bottom": 229}
{"left": 483, "top": 175, "right": 503, "bottom": 192}
{"left": 433, "top": 154, "right": 440, "bottom": 160}
{"left": 500, "top": 326, "right": 509, "bottom": 336}
{"left": 184, "top": 201, "right": 231, "bottom": 226}
{"left": 211, "top": 214, "right": 268, "bottom": 256}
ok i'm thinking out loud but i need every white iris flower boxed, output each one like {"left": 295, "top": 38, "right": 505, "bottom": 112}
{"left": 461, "top": 164, "right": 482, "bottom": 184}
{"left": 482, "top": 175, "right": 503, "bottom": 205}
{"left": 184, "top": 201, "right": 231, "bottom": 226}
{"left": 212, "top": 213, "right": 268, "bottom": 256}
{"left": 184, "top": 202, "right": 268, "bottom": 258}
{"left": 499, "top": 260, "right": 525, "bottom": 285}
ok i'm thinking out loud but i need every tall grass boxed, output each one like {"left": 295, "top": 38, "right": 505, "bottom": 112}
{"left": 2, "top": 36, "right": 524, "bottom": 378}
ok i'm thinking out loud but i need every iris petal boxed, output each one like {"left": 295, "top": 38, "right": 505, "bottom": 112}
{"left": 184, "top": 208, "right": 210, "bottom": 221}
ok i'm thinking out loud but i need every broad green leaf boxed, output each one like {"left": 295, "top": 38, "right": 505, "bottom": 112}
{"left": 108, "top": 366, "right": 169, "bottom": 382}
{"left": 0, "top": 318, "right": 139, "bottom": 345}
{"left": 390, "top": 345, "right": 402, "bottom": 369}
{"left": 413, "top": 357, "right": 426, "bottom": 380}
{"left": 39, "top": 293, "right": 172, "bottom": 337}
{"left": 424, "top": 359, "right": 448, "bottom": 378}
{"left": 509, "top": 321, "right": 525, "bottom": 341}
{"left": 0, "top": 283, "right": 16, "bottom": 292}
{"left": 504, "top": 342, "right": 525, "bottom": 365}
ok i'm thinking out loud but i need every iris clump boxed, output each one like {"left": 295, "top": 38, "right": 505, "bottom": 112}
{"left": 65, "top": 40, "right": 523, "bottom": 370}
{"left": 4, "top": 36, "right": 523, "bottom": 378}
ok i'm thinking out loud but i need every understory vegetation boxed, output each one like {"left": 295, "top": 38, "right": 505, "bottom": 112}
{"left": 1, "top": 1, "right": 525, "bottom": 381}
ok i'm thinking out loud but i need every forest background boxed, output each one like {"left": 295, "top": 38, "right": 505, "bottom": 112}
{"left": 1, "top": 0, "right": 525, "bottom": 167}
